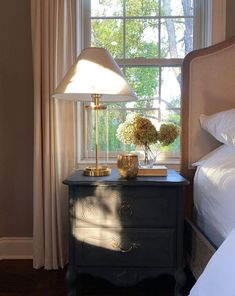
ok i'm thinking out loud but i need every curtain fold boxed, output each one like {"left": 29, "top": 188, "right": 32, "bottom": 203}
{"left": 31, "top": 0, "right": 77, "bottom": 269}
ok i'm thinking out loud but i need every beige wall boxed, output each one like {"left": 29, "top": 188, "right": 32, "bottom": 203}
{"left": 0, "top": 0, "right": 235, "bottom": 238}
{"left": 0, "top": 0, "right": 33, "bottom": 237}
{"left": 226, "top": 0, "right": 235, "bottom": 38}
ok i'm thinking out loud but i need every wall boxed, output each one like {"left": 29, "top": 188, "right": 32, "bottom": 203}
{"left": 0, "top": 0, "right": 33, "bottom": 237}
{"left": 226, "top": 0, "right": 235, "bottom": 38}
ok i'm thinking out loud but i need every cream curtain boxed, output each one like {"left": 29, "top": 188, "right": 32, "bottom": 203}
{"left": 31, "top": 0, "right": 77, "bottom": 269}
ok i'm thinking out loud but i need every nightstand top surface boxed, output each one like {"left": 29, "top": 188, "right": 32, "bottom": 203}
{"left": 63, "top": 169, "right": 189, "bottom": 187}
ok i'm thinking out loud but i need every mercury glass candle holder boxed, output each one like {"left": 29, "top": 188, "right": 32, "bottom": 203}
{"left": 117, "top": 154, "right": 139, "bottom": 178}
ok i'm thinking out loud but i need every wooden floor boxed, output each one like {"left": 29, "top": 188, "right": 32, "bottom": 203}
{"left": 0, "top": 260, "right": 195, "bottom": 296}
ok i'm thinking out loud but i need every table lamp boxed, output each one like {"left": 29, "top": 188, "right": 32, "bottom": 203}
{"left": 52, "top": 47, "right": 137, "bottom": 176}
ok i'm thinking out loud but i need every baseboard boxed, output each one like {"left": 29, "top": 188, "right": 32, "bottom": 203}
{"left": 0, "top": 237, "right": 33, "bottom": 260}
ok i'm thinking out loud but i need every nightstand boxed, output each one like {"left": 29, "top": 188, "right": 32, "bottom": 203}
{"left": 63, "top": 169, "right": 189, "bottom": 296}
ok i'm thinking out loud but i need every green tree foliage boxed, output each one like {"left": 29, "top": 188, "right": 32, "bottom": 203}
{"left": 91, "top": 0, "right": 161, "bottom": 104}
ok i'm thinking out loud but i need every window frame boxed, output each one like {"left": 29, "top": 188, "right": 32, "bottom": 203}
{"left": 76, "top": 0, "right": 226, "bottom": 168}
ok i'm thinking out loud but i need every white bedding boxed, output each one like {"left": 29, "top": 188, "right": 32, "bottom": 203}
{"left": 189, "top": 227, "right": 235, "bottom": 296}
{"left": 193, "top": 145, "right": 235, "bottom": 247}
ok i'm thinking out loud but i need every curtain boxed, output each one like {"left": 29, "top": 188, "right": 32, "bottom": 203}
{"left": 31, "top": 0, "right": 77, "bottom": 269}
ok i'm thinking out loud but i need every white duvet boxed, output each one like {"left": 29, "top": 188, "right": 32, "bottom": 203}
{"left": 193, "top": 145, "right": 235, "bottom": 247}
{"left": 189, "top": 227, "right": 235, "bottom": 296}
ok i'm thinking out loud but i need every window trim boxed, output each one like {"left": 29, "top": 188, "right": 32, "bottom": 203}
{"left": 194, "top": 0, "right": 226, "bottom": 48}
{"left": 211, "top": 0, "right": 226, "bottom": 44}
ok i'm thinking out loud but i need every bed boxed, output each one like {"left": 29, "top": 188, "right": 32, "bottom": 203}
{"left": 180, "top": 37, "right": 235, "bottom": 279}
{"left": 193, "top": 144, "right": 235, "bottom": 248}
{"left": 189, "top": 227, "right": 235, "bottom": 296}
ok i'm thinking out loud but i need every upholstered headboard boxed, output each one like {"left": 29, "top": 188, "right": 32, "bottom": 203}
{"left": 181, "top": 37, "right": 235, "bottom": 217}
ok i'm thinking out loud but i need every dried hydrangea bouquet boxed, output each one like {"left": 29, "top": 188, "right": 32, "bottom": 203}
{"left": 116, "top": 113, "right": 179, "bottom": 168}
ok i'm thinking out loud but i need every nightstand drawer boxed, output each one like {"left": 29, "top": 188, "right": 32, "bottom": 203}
{"left": 74, "top": 228, "right": 176, "bottom": 267}
{"left": 73, "top": 186, "right": 177, "bottom": 228}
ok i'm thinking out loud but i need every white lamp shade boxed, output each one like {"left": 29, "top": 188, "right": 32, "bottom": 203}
{"left": 52, "top": 47, "right": 137, "bottom": 102}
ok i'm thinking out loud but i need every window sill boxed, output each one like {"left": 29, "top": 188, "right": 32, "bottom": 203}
{"left": 76, "top": 158, "right": 181, "bottom": 172}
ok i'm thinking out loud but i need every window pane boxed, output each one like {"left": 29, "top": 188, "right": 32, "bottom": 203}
{"left": 126, "top": 0, "right": 159, "bottom": 16}
{"left": 160, "top": 18, "right": 193, "bottom": 58}
{"left": 161, "top": 108, "right": 180, "bottom": 125}
{"left": 126, "top": 19, "right": 159, "bottom": 58}
{"left": 87, "top": 108, "right": 108, "bottom": 153}
{"left": 160, "top": 109, "right": 180, "bottom": 155}
{"left": 91, "top": 0, "right": 123, "bottom": 17}
{"left": 130, "top": 109, "right": 160, "bottom": 125}
{"left": 110, "top": 109, "right": 160, "bottom": 152}
{"left": 160, "top": 0, "right": 193, "bottom": 16}
{"left": 161, "top": 66, "right": 181, "bottom": 109}
{"left": 107, "top": 108, "right": 128, "bottom": 152}
{"left": 125, "top": 67, "right": 159, "bottom": 105}
{"left": 91, "top": 19, "right": 123, "bottom": 58}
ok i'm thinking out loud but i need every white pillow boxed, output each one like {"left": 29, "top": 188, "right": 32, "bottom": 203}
{"left": 200, "top": 108, "right": 235, "bottom": 146}
{"left": 192, "top": 144, "right": 225, "bottom": 167}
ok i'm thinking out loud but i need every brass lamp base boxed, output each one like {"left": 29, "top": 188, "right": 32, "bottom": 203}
{"left": 83, "top": 166, "right": 111, "bottom": 177}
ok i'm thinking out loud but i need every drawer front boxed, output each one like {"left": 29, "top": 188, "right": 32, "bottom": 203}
{"left": 74, "top": 228, "right": 176, "bottom": 267}
{"left": 73, "top": 186, "right": 177, "bottom": 228}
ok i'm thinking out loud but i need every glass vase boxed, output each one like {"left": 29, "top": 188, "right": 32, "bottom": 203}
{"left": 138, "top": 145, "right": 156, "bottom": 168}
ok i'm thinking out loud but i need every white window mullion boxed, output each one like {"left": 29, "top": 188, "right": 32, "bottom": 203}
{"left": 116, "top": 58, "right": 182, "bottom": 66}
{"left": 90, "top": 16, "right": 193, "bottom": 20}
{"left": 82, "top": 0, "right": 91, "bottom": 48}
{"left": 158, "top": 0, "right": 161, "bottom": 58}
{"left": 159, "top": 66, "right": 162, "bottom": 123}
{"left": 123, "top": 0, "right": 126, "bottom": 59}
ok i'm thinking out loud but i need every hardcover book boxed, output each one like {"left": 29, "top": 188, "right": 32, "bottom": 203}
{"left": 137, "top": 165, "right": 168, "bottom": 176}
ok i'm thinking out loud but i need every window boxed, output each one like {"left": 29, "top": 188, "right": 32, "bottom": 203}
{"left": 77, "top": 0, "right": 208, "bottom": 165}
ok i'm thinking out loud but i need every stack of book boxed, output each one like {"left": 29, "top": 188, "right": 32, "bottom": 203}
{"left": 137, "top": 165, "right": 168, "bottom": 177}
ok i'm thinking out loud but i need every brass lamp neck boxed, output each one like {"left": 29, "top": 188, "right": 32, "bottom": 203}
{"left": 91, "top": 94, "right": 102, "bottom": 106}
{"left": 87, "top": 94, "right": 107, "bottom": 110}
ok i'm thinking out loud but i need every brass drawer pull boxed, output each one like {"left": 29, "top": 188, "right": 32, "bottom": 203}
{"left": 112, "top": 242, "right": 141, "bottom": 253}
{"left": 118, "top": 201, "right": 133, "bottom": 217}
